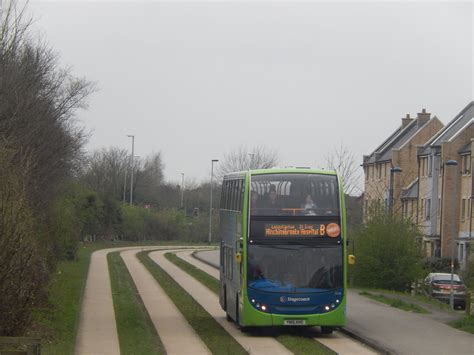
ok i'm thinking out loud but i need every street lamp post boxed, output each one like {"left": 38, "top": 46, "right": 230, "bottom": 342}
{"left": 181, "top": 173, "right": 185, "bottom": 209}
{"left": 208, "top": 159, "right": 219, "bottom": 244}
{"left": 127, "top": 135, "right": 135, "bottom": 206}
{"left": 123, "top": 169, "right": 128, "bottom": 202}
{"left": 446, "top": 159, "right": 458, "bottom": 309}
{"left": 389, "top": 166, "right": 402, "bottom": 213}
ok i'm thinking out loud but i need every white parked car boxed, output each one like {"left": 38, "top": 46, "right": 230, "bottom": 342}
{"left": 424, "top": 273, "right": 467, "bottom": 309}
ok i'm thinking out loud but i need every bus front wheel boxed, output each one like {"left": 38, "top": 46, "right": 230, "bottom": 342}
{"left": 320, "top": 326, "right": 335, "bottom": 334}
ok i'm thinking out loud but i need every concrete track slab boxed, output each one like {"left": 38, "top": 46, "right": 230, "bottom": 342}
{"left": 178, "top": 250, "right": 219, "bottom": 279}
{"left": 183, "top": 251, "right": 377, "bottom": 355}
{"left": 149, "top": 250, "right": 292, "bottom": 355}
{"left": 75, "top": 247, "right": 131, "bottom": 355}
{"left": 76, "top": 246, "right": 209, "bottom": 355}
{"left": 120, "top": 249, "right": 210, "bottom": 355}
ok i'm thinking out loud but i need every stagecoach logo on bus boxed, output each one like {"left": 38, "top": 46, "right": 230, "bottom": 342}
{"left": 279, "top": 296, "right": 311, "bottom": 303}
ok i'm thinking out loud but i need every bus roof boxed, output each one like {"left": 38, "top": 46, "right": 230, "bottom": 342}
{"left": 223, "top": 168, "right": 338, "bottom": 180}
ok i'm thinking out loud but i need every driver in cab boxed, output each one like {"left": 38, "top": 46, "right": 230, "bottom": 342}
{"left": 261, "top": 185, "right": 282, "bottom": 213}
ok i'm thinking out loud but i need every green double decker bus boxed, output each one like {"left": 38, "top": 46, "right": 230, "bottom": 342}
{"left": 219, "top": 168, "right": 348, "bottom": 333}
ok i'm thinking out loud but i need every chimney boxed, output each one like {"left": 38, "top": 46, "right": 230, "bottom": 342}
{"left": 417, "top": 108, "right": 431, "bottom": 127}
{"left": 401, "top": 114, "right": 413, "bottom": 128}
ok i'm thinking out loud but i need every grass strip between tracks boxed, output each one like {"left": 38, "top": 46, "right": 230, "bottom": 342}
{"left": 138, "top": 251, "right": 247, "bottom": 355}
{"left": 108, "top": 252, "right": 165, "bottom": 355}
{"left": 359, "top": 291, "right": 429, "bottom": 313}
{"left": 167, "top": 251, "right": 336, "bottom": 355}
{"left": 165, "top": 252, "right": 219, "bottom": 294}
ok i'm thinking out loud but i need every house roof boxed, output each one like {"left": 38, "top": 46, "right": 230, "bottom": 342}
{"left": 363, "top": 115, "right": 434, "bottom": 165}
{"left": 427, "top": 101, "right": 474, "bottom": 147}
{"left": 401, "top": 178, "right": 418, "bottom": 200}
{"left": 417, "top": 102, "right": 474, "bottom": 157}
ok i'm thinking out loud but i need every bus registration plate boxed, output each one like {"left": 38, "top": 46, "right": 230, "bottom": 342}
{"left": 284, "top": 319, "right": 306, "bottom": 326}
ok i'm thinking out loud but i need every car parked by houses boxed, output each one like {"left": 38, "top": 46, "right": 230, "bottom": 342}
{"left": 424, "top": 273, "right": 467, "bottom": 309}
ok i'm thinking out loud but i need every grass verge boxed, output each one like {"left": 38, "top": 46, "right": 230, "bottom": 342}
{"left": 167, "top": 251, "right": 336, "bottom": 355}
{"left": 359, "top": 291, "right": 429, "bottom": 313}
{"left": 449, "top": 316, "right": 474, "bottom": 334}
{"left": 108, "top": 252, "right": 165, "bottom": 354}
{"left": 30, "top": 243, "right": 106, "bottom": 354}
{"left": 165, "top": 252, "right": 219, "bottom": 294}
{"left": 356, "top": 287, "right": 453, "bottom": 312}
{"left": 138, "top": 251, "right": 247, "bottom": 355}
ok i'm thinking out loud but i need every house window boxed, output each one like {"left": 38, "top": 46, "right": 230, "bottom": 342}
{"left": 461, "top": 199, "right": 466, "bottom": 222}
{"left": 365, "top": 166, "right": 369, "bottom": 181}
{"left": 420, "top": 157, "right": 429, "bottom": 177}
{"left": 426, "top": 199, "right": 431, "bottom": 220}
{"left": 461, "top": 154, "right": 471, "bottom": 175}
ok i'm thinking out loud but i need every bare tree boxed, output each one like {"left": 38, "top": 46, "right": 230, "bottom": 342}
{"left": 217, "top": 145, "right": 279, "bottom": 176}
{"left": 134, "top": 152, "right": 164, "bottom": 204}
{"left": 0, "top": 0, "right": 95, "bottom": 215}
{"left": 325, "top": 143, "right": 362, "bottom": 196}
{"left": 0, "top": 0, "right": 94, "bottom": 335}
{"left": 81, "top": 147, "right": 131, "bottom": 199}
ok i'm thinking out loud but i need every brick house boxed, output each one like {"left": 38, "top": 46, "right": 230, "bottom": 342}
{"left": 412, "top": 102, "right": 474, "bottom": 265}
{"left": 362, "top": 109, "right": 444, "bottom": 221}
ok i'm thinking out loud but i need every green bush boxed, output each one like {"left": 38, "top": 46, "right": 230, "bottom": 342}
{"left": 51, "top": 183, "right": 106, "bottom": 258}
{"left": 462, "top": 255, "right": 474, "bottom": 289}
{"left": 0, "top": 155, "right": 49, "bottom": 336}
{"left": 353, "top": 210, "right": 425, "bottom": 291}
{"left": 121, "top": 204, "right": 146, "bottom": 241}
{"left": 52, "top": 196, "right": 81, "bottom": 260}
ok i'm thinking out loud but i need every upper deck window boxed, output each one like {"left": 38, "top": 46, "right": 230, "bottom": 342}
{"left": 250, "top": 173, "right": 340, "bottom": 217}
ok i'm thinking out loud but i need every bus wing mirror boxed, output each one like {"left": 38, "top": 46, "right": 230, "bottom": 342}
{"left": 348, "top": 255, "right": 356, "bottom": 265}
{"left": 235, "top": 252, "right": 242, "bottom": 263}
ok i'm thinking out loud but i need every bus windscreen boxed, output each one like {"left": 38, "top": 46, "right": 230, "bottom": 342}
{"left": 248, "top": 244, "right": 343, "bottom": 292}
{"left": 250, "top": 174, "right": 339, "bottom": 217}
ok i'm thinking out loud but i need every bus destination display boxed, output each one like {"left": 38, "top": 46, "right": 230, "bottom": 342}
{"left": 264, "top": 223, "right": 340, "bottom": 238}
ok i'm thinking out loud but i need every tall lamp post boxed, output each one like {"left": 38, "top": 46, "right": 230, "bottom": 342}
{"left": 181, "top": 173, "right": 185, "bottom": 209}
{"left": 446, "top": 159, "right": 458, "bottom": 309}
{"left": 123, "top": 169, "right": 128, "bottom": 202}
{"left": 208, "top": 159, "right": 219, "bottom": 244}
{"left": 389, "top": 166, "right": 402, "bottom": 213}
{"left": 127, "top": 135, "right": 135, "bottom": 206}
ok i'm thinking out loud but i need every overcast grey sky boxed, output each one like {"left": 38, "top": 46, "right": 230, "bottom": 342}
{"left": 28, "top": 1, "right": 473, "bottom": 188}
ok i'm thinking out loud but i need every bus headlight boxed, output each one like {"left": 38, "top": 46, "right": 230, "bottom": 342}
{"left": 261, "top": 304, "right": 267, "bottom": 312}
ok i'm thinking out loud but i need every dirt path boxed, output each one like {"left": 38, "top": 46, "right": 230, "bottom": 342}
{"left": 120, "top": 249, "right": 210, "bottom": 354}
{"left": 149, "top": 250, "right": 292, "bottom": 355}
{"left": 188, "top": 250, "right": 377, "bottom": 355}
